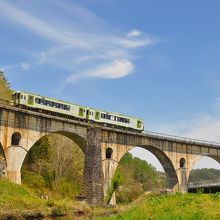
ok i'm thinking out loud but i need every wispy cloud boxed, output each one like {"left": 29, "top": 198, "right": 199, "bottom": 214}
{"left": 67, "top": 59, "right": 134, "bottom": 83}
{"left": 0, "top": 1, "right": 157, "bottom": 82}
{"left": 0, "top": 62, "right": 30, "bottom": 72}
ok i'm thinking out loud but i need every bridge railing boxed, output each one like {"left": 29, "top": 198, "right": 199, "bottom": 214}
{"left": 143, "top": 130, "right": 220, "bottom": 147}
{"left": 188, "top": 179, "right": 220, "bottom": 188}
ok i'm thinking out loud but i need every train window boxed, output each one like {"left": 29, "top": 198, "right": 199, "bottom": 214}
{"left": 21, "top": 95, "right": 23, "bottom": 99}
{"left": 47, "top": 101, "right": 52, "bottom": 106}
{"left": 24, "top": 96, "right": 26, "bottom": 100}
{"left": 35, "top": 98, "right": 40, "bottom": 104}
{"left": 52, "top": 102, "right": 58, "bottom": 108}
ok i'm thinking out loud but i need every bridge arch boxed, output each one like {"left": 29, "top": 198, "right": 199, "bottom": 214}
{"left": 103, "top": 144, "right": 179, "bottom": 204}
{"left": 187, "top": 155, "right": 220, "bottom": 192}
{"left": 21, "top": 131, "right": 86, "bottom": 196}
{"left": 21, "top": 130, "right": 87, "bottom": 170}
{"left": 5, "top": 130, "right": 87, "bottom": 185}
{"left": 137, "top": 145, "right": 178, "bottom": 189}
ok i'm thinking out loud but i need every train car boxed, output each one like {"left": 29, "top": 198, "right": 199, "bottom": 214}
{"left": 12, "top": 91, "right": 144, "bottom": 132}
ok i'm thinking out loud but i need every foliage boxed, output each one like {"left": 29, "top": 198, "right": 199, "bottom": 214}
{"left": 114, "top": 153, "right": 167, "bottom": 204}
{"left": 106, "top": 170, "right": 123, "bottom": 204}
{"left": 21, "top": 134, "right": 84, "bottom": 199}
{"left": 0, "top": 71, "right": 12, "bottom": 100}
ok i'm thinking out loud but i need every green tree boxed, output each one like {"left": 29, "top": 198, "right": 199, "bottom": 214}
{"left": 21, "top": 134, "right": 85, "bottom": 198}
{"left": 115, "top": 153, "right": 167, "bottom": 204}
{"left": 0, "top": 71, "right": 12, "bottom": 100}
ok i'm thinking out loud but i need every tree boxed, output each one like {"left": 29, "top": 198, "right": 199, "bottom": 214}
{"left": 115, "top": 153, "right": 167, "bottom": 204}
{"left": 21, "top": 134, "right": 85, "bottom": 198}
{"left": 0, "top": 71, "right": 12, "bottom": 101}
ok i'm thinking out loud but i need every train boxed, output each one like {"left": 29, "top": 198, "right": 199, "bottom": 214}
{"left": 12, "top": 91, "right": 144, "bottom": 132}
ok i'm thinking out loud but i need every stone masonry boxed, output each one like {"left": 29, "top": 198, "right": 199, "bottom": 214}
{"left": 82, "top": 127, "right": 104, "bottom": 205}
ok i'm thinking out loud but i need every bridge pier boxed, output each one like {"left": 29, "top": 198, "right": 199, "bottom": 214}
{"left": 177, "top": 168, "right": 188, "bottom": 193}
{"left": 82, "top": 127, "right": 104, "bottom": 206}
{"left": 4, "top": 145, "right": 27, "bottom": 184}
{"left": 103, "top": 159, "right": 117, "bottom": 205}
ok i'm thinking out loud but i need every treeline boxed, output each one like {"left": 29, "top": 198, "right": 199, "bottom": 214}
{"left": 189, "top": 168, "right": 220, "bottom": 182}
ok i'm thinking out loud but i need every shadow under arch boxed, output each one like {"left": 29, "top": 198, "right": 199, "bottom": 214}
{"left": 138, "top": 145, "right": 179, "bottom": 190}
{"left": 52, "top": 131, "right": 87, "bottom": 153}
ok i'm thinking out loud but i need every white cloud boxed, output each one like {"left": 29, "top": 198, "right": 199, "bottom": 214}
{"left": 67, "top": 59, "right": 134, "bottom": 83}
{"left": 0, "top": 1, "right": 157, "bottom": 82}
{"left": 127, "top": 29, "right": 141, "bottom": 37}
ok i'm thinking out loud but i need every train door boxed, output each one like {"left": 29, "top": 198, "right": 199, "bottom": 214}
{"left": 79, "top": 107, "right": 84, "bottom": 117}
{"left": 95, "top": 111, "right": 100, "bottom": 120}
{"left": 28, "top": 95, "right": 34, "bottom": 105}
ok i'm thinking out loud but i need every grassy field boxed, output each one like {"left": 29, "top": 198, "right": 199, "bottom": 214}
{"left": 97, "top": 192, "right": 220, "bottom": 220}
{"left": 0, "top": 178, "right": 91, "bottom": 219}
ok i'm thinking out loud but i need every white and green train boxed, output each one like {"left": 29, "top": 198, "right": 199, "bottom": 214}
{"left": 12, "top": 91, "right": 144, "bottom": 132}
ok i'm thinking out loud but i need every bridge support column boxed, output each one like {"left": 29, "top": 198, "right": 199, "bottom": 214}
{"left": 4, "top": 146, "right": 27, "bottom": 184}
{"left": 82, "top": 127, "right": 104, "bottom": 206}
{"left": 177, "top": 168, "right": 188, "bottom": 193}
{"left": 103, "top": 159, "right": 118, "bottom": 205}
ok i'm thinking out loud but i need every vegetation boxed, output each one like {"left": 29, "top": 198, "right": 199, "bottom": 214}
{"left": 0, "top": 178, "right": 91, "bottom": 219}
{"left": 0, "top": 71, "right": 12, "bottom": 100}
{"left": 111, "top": 153, "right": 167, "bottom": 204}
{"left": 21, "top": 134, "right": 85, "bottom": 199}
{"left": 189, "top": 168, "right": 220, "bottom": 182}
{"left": 98, "top": 192, "right": 220, "bottom": 220}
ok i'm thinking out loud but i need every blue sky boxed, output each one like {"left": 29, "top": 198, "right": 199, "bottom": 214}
{"left": 1, "top": 0, "right": 220, "bottom": 170}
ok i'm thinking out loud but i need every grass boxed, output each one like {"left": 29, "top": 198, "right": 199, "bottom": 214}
{"left": 0, "top": 178, "right": 91, "bottom": 219}
{"left": 96, "top": 192, "right": 220, "bottom": 220}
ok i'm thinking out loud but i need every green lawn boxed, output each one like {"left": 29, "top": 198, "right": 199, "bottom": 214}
{"left": 97, "top": 192, "right": 220, "bottom": 220}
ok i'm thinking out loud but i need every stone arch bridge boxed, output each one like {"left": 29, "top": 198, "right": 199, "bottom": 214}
{"left": 1, "top": 101, "right": 220, "bottom": 205}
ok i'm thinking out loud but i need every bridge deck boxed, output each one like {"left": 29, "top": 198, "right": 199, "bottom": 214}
{"left": 1, "top": 100, "right": 220, "bottom": 148}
